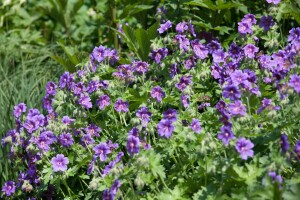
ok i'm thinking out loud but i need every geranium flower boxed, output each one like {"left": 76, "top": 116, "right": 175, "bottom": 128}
{"left": 190, "top": 118, "right": 201, "bottom": 134}
{"left": 151, "top": 86, "right": 165, "bottom": 102}
{"left": 288, "top": 74, "right": 300, "bottom": 93}
{"left": 114, "top": 99, "right": 129, "bottom": 113}
{"left": 93, "top": 143, "right": 111, "bottom": 161}
{"left": 235, "top": 138, "right": 254, "bottom": 160}
{"left": 218, "top": 126, "right": 235, "bottom": 145}
{"left": 157, "top": 20, "right": 172, "bottom": 34}
{"left": 126, "top": 135, "right": 140, "bottom": 156}
{"left": 157, "top": 119, "right": 174, "bottom": 138}
{"left": 51, "top": 154, "right": 69, "bottom": 172}
{"left": 229, "top": 100, "right": 247, "bottom": 116}
{"left": 96, "top": 94, "right": 110, "bottom": 110}
{"left": 2, "top": 181, "right": 16, "bottom": 197}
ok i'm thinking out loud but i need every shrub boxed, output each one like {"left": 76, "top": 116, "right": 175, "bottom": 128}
{"left": 2, "top": 1, "right": 300, "bottom": 199}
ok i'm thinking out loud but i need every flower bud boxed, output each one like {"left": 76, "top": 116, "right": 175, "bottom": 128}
{"left": 134, "top": 176, "right": 144, "bottom": 190}
{"left": 136, "top": 156, "right": 149, "bottom": 168}
{"left": 2, "top": 136, "right": 12, "bottom": 145}
{"left": 22, "top": 180, "right": 33, "bottom": 192}
{"left": 89, "top": 179, "right": 99, "bottom": 190}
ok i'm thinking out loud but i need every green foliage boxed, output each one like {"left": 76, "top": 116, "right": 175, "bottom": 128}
{"left": 1, "top": 0, "right": 300, "bottom": 199}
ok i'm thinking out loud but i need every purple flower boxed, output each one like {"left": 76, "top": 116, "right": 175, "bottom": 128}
{"left": 175, "top": 34, "right": 190, "bottom": 51}
{"left": 198, "top": 103, "right": 210, "bottom": 111}
{"left": 163, "top": 108, "right": 178, "bottom": 122}
{"left": 150, "top": 48, "right": 168, "bottom": 64}
{"left": 51, "top": 154, "right": 69, "bottom": 172}
{"left": 212, "top": 50, "right": 227, "bottom": 63}
{"left": 189, "top": 20, "right": 196, "bottom": 37}
{"left": 288, "top": 27, "right": 300, "bottom": 43}
{"left": 151, "top": 86, "right": 165, "bottom": 102}
{"left": 190, "top": 118, "right": 201, "bottom": 134}
{"left": 87, "top": 160, "right": 95, "bottom": 175}
{"left": 288, "top": 74, "right": 300, "bottom": 93}
{"left": 191, "top": 40, "right": 208, "bottom": 59}
{"left": 268, "top": 172, "right": 283, "bottom": 188}
{"left": 2, "top": 181, "right": 16, "bottom": 197}
{"left": 61, "top": 116, "right": 75, "bottom": 125}
{"left": 259, "top": 16, "right": 274, "bottom": 32}
{"left": 242, "top": 14, "right": 257, "bottom": 25}
{"left": 85, "top": 124, "right": 101, "bottom": 137}
{"left": 184, "top": 56, "right": 197, "bottom": 70}
{"left": 266, "top": 0, "right": 281, "bottom": 5}
{"left": 218, "top": 126, "right": 235, "bottom": 145}
{"left": 77, "top": 69, "right": 86, "bottom": 77}
{"left": 228, "top": 43, "right": 244, "bottom": 60}
{"left": 280, "top": 134, "right": 289, "bottom": 153}
{"left": 93, "top": 142, "right": 111, "bottom": 161}
{"left": 23, "top": 118, "right": 39, "bottom": 133}
{"left": 222, "top": 84, "right": 241, "bottom": 101}
{"left": 99, "top": 80, "right": 109, "bottom": 90}
{"left": 158, "top": 20, "right": 172, "bottom": 34}
{"left": 92, "top": 45, "right": 106, "bottom": 62}
{"left": 136, "top": 107, "right": 152, "bottom": 127}
{"left": 207, "top": 40, "right": 222, "bottom": 53}
{"left": 59, "top": 72, "right": 73, "bottom": 90}
{"left": 230, "top": 70, "right": 249, "bottom": 86}
{"left": 80, "top": 134, "right": 95, "bottom": 147}
{"left": 181, "top": 94, "right": 189, "bottom": 108}
{"left": 175, "top": 75, "right": 193, "bottom": 91}
{"left": 13, "top": 103, "right": 27, "bottom": 118}
{"left": 107, "top": 140, "right": 119, "bottom": 152}
{"left": 215, "top": 100, "right": 227, "bottom": 112}
{"left": 243, "top": 44, "right": 259, "bottom": 59}
{"left": 129, "top": 127, "right": 139, "bottom": 137}
{"left": 294, "top": 141, "right": 300, "bottom": 159}
{"left": 157, "top": 119, "right": 174, "bottom": 138}
{"left": 229, "top": 100, "right": 246, "bottom": 116}
{"left": 126, "top": 135, "right": 140, "bottom": 156}
{"left": 87, "top": 80, "right": 99, "bottom": 94}
{"left": 43, "top": 95, "right": 54, "bottom": 113}
{"left": 114, "top": 99, "right": 129, "bottom": 113}
{"left": 170, "top": 63, "right": 180, "bottom": 78}
{"left": 105, "top": 49, "right": 119, "bottom": 65}
{"left": 176, "top": 22, "right": 188, "bottom": 33}
{"left": 235, "top": 138, "right": 254, "bottom": 160}
{"left": 238, "top": 22, "right": 252, "bottom": 35}
{"left": 72, "top": 82, "right": 86, "bottom": 96}
{"left": 133, "top": 61, "right": 149, "bottom": 74}
{"left": 97, "top": 94, "right": 110, "bottom": 110}
{"left": 113, "top": 64, "right": 134, "bottom": 81}
{"left": 110, "top": 179, "right": 121, "bottom": 197}
{"left": 257, "top": 98, "right": 272, "bottom": 114}
{"left": 103, "top": 179, "right": 121, "bottom": 200}
{"left": 46, "top": 81, "right": 57, "bottom": 96}
{"left": 79, "top": 95, "right": 92, "bottom": 109}
{"left": 59, "top": 133, "right": 74, "bottom": 148}
{"left": 35, "top": 134, "right": 51, "bottom": 152}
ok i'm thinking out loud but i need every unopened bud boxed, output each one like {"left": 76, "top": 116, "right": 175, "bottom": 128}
{"left": 134, "top": 176, "right": 144, "bottom": 190}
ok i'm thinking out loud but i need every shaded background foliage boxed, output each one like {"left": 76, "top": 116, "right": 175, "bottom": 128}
{"left": 1, "top": 0, "right": 300, "bottom": 194}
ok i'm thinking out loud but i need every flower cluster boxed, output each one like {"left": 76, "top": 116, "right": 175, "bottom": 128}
{"left": 2, "top": 9, "right": 300, "bottom": 199}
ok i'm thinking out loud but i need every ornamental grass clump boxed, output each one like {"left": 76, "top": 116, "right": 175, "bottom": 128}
{"left": 2, "top": 3, "right": 300, "bottom": 199}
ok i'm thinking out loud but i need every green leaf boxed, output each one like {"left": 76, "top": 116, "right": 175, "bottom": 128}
{"left": 120, "top": 24, "right": 157, "bottom": 61}
{"left": 120, "top": 4, "right": 154, "bottom": 19}
{"left": 51, "top": 55, "right": 75, "bottom": 72}
{"left": 213, "top": 26, "right": 233, "bottom": 34}
{"left": 146, "top": 21, "right": 159, "bottom": 40}
{"left": 135, "top": 28, "right": 151, "bottom": 61}
{"left": 184, "top": 0, "right": 217, "bottom": 11}
{"left": 149, "top": 153, "right": 165, "bottom": 179}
